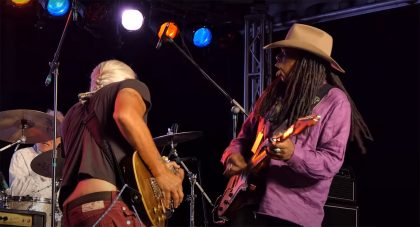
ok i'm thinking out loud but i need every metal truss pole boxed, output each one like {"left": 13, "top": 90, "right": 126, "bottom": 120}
{"left": 243, "top": 14, "right": 272, "bottom": 116}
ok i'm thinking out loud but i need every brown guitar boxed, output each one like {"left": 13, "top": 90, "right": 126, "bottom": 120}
{"left": 121, "top": 152, "right": 174, "bottom": 227}
{"left": 215, "top": 114, "right": 321, "bottom": 222}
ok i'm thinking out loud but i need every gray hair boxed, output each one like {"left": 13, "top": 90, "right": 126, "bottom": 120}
{"left": 90, "top": 59, "right": 137, "bottom": 92}
{"left": 46, "top": 109, "right": 65, "bottom": 122}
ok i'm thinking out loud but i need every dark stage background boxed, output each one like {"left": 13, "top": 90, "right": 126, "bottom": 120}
{"left": 1, "top": 1, "right": 419, "bottom": 226}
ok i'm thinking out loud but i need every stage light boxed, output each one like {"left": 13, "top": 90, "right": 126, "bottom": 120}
{"left": 40, "top": 0, "right": 70, "bottom": 16}
{"left": 11, "top": 0, "right": 31, "bottom": 6}
{"left": 193, "top": 27, "right": 212, "bottom": 48}
{"left": 121, "top": 9, "right": 144, "bottom": 31}
{"left": 158, "top": 22, "right": 179, "bottom": 39}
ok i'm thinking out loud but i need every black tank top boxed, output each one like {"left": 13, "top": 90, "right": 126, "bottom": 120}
{"left": 58, "top": 79, "right": 151, "bottom": 208}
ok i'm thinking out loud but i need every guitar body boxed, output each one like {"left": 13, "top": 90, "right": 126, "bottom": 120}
{"left": 121, "top": 152, "right": 169, "bottom": 227}
{"left": 216, "top": 171, "right": 263, "bottom": 220}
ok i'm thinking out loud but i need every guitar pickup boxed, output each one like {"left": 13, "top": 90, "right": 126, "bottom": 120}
{"left": 149, "top": 178, "right": 163, "bottom": 199}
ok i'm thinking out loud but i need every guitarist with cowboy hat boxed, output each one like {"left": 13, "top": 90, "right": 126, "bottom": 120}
{"left": 220, "top": 23, "right": 372, "bottom": 227}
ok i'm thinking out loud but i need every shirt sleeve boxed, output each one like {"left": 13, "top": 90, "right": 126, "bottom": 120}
{"left": 286, "top": 90, "right": 351, "bottom": 180}
{"left": 119, "top": 79, "right": 151, "bottom": 110}
{"left": 9, "top": 149, "right": 52, "bottom": 197}
{"left": 8, "top": 150, "right": 30, "bottom": 187}
{"left": 220, "top": 111, "right": 259, "bottom": 165}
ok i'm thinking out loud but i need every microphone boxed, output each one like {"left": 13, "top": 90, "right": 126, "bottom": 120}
{"left": 45, "top": 72, "right": 52, "bottom": 86}
{"left": 0, "top": 171, "right": 9, "bottom": 191}
{"left": 156, "top": 22, "right": 170, "bottom": 50}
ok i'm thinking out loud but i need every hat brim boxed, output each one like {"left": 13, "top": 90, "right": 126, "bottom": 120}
{"left": 264, "top": 40, "right": 345, "bottom": 73}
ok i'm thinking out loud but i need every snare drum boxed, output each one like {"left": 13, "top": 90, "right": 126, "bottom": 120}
{"left": 3, "top": 196, "right": 50, "bottom": 210}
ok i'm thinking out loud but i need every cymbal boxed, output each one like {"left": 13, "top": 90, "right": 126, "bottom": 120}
{"left": 31, "top": 148, "right": 64, "bottom": 178}
{"left": 0, "top": 109, "right": 61, "bottom": 144}
{"left": 153, "top": 131, "right": 203, "bottom": 147}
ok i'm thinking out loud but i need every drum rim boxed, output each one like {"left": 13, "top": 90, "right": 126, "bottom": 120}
{"left": 2, "top": 195, "right": 52, "bottom": 203}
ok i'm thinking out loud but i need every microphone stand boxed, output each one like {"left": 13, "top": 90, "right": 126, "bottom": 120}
{"left": 43, "top": 2, "right": 77, "bottom": 226}
{"left": 163, "top": 36, "right": 248, "bottom": 138}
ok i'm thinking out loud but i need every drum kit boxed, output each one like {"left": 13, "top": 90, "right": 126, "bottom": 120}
{"left": 0, "top": 109, "right": 63, "bottom": 227}
{"left": 153, "top": 126, "right": 214, "bottom": 227}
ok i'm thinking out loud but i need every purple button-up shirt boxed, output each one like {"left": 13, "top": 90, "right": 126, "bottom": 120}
{"left": 221, "top": 88, "right": 351, "bottom": 227}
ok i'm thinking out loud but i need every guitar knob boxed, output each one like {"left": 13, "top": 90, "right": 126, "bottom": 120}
{"left": 249, "top": 184, "right": 256, "bottom": 191}
{"left": 223, "top": 200, "right": 230, "bottom": 205}
{"left": 228, "top": 193, "right": 233, "bottom": 197}
{"left": 153, "top": 207, "right": 158, "bottom": 214}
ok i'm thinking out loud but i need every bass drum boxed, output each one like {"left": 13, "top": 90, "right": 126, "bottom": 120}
{"left": 4, "top": 195, "right": 62, "bottom": 227}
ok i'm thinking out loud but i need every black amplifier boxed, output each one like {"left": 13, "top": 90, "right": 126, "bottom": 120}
{"left": 323, "top": 202, "right": 359, "bottom": 227}
{"left": 328, "top": 167, "right": 356, "bottom": 203}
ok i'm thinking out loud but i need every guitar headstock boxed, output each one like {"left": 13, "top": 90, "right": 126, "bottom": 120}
{"left": 272, "top": 114, "right": 321, "bottom": 141}
{"left": 294, "top": 114, "right": 321, "bottom": 129}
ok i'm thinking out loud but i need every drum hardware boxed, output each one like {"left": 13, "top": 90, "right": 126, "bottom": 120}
{"left": 0, "top": 109, "right": 63, "bottom": 226}
{"left": 0, "top": 195, "right": 61, "bottom": 227}
{"left": 155, "top": 125, "right": 213, "bottom": 227}
{"left": 0, "top": 109, "right": 63, "bottom": 153}
{"left": 30, "top": 148, "right": 65, "bottom": 179}
{"left": 153, "top": 131, "right": 203, "bottom": 147}
{"left": 0, "top": 109, "right": 62, "bottom": 146}
{"left": 0, "top": 171, "right": 9, "bottom": 192}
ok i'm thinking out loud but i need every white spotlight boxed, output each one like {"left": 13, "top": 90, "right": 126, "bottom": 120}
{"left": 121, "top": 9, "right": 144, "bottom": 31}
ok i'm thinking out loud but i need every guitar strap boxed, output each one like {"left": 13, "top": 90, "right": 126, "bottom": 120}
{"left": 312, "top": 83, "right": 334, "bottom": 108}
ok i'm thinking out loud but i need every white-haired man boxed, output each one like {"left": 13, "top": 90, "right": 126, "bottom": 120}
{"left": 59, "top": 59, "right": 184, "bottom": 226}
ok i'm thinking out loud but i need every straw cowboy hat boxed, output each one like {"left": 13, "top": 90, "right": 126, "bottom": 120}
{"left": 264, "top": 23, "right": 345, "bottom": 73}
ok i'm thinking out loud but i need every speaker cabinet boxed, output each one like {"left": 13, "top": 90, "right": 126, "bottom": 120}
{"left": 0, "top": 208, "right": 46, "bottom": 227}
{"left": 323, "top": 202, "right": 358, "bottom": 227}
{"left": 328, "top": 168, "right": 355, "bottom": 203}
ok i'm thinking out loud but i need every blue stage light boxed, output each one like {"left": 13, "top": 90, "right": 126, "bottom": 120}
{"left": 46, "top": 0, "right": 70, "bottom": 17}
{"left": 193, "top": 27, "right": 212, "bottom": 48}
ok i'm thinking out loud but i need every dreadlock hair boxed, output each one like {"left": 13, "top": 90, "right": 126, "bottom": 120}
{"left": 254, "top": 51, "right": 326, "bottom": 128}
{"left": 254, "top": 50, "right": 373, "bottom": 153}
{"left": 327, "top": 73, "right": 373, "bottom": 154}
